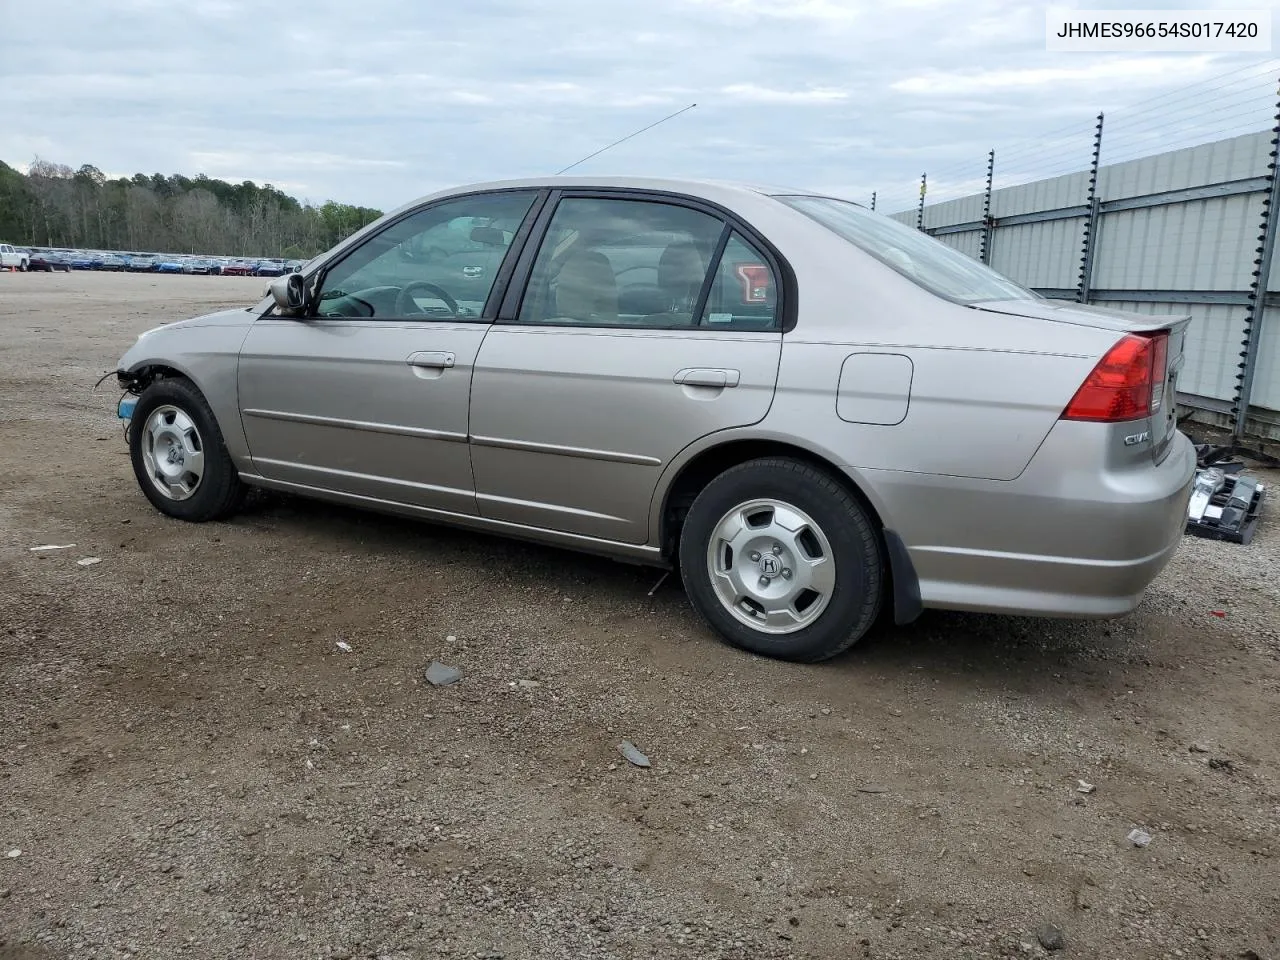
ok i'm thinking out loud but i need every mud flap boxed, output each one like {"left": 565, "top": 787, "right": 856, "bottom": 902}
{"left": 883, "top": 529, "right": 923, "bottom": 625}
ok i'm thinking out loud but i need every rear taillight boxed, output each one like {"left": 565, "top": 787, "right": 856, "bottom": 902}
{"left": 1061, "top": 331, "right": 1169, "bottom": 423}
{"left": 1150, "top": 333, "right": 1168, "bottom": 412}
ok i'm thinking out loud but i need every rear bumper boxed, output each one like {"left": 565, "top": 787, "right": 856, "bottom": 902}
{"left": 853, "top": 424, "right": 1197, "bottom": 619}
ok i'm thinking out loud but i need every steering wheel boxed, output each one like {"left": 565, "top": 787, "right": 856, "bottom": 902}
{"left": 395, "top": 281, "right": 459, "bottom": 317}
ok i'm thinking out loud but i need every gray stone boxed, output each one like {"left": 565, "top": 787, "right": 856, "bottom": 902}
{"left": 1036, "top": 923, "right": 1065, "bottom": 951}
{"left": 424, "top": 662, "right": 462, "bottom": 686}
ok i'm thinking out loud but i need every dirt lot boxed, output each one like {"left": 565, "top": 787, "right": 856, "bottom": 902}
{"left": 1, "top": 271, "right": 1277, "bottom": 960}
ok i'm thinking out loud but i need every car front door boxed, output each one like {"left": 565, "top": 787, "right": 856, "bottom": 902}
{"left": 469, "top": 193, "right": 785, "bottom": 544}
{"left": 237, "top": 188, "right": 542, "bottom": 515}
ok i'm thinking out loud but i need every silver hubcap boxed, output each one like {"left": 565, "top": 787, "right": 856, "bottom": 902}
{"left": 141, "top": 405, "right": 205, "bottom": 501}
{"left": 706, "top": 498, "right": 836, "bottom": 635}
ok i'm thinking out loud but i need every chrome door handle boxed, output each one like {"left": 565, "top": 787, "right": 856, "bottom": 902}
{"left": 674, "top": 368, "right": 740, "bottom": 388}
{"left": 407, "top": 351, "right": 455, "bottom": 369}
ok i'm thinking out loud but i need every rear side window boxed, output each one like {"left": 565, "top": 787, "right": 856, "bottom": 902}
{"left": 515, "top": 197, "right": 725, "bottom": 328}
{"left": 698, "top": 232, "right": 778, "bottom": 330}
{"left": 778, "top": 195, "right": 1035, "bottom": 305}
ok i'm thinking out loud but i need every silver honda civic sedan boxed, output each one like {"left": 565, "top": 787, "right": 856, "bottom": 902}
{"left": 115, "top": 176, "right": 1196, "bottom": 662}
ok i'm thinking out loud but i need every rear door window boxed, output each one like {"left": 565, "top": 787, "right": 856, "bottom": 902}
{"left": 514, "top": 197, "right": 725, "bottom": 327}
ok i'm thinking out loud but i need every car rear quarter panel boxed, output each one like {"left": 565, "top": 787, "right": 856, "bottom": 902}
{"left": 753, "top": 204, "right": 1125, "bottom": 482}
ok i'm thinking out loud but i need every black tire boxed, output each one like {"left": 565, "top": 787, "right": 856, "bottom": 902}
{"left": 128, "top": 377, "right": 246, "bottom": 522}
{"left": 677, "top": 457, "right": 883, "bottom": 663}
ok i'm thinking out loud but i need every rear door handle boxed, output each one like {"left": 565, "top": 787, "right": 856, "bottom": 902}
{"left": 407, "top": 351, "right": 455, "bottom": 369}
{"left": 674, "top": 368, "right": 740, "bottom": 388}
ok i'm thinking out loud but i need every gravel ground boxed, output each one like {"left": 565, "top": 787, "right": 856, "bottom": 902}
{"left": 1, "top": 272, "right": 1278, "bottom": 960}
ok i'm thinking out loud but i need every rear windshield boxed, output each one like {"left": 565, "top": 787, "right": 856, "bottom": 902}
{"left": 777, "top": 195, "right": 1037, "bottom": 305}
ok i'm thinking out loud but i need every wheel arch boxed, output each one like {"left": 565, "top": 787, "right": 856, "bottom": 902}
{"left": 653, "top": 433, "right": 922, "bottom": 626}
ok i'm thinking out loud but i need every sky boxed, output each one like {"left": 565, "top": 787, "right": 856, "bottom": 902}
{"left": 2, "top": 0, "right": 1280, "bottom": 214}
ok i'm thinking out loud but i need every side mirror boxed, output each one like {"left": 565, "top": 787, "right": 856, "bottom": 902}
{"left": 268, "top": 273, "right": 307, "bottom": 314}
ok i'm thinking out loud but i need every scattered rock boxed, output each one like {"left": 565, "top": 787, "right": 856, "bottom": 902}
{"left": 619, "top": 741, "right": 651, "bottom": 768}
{"left": 76, "top": 556, "right": 102, "bottom": 567}
{"left": 1077, "top": 779, "right": 1095, "bottom": 794}
{"left": 858, "top": 785, "right": 889, "bottom": 794}
{"left": 1036, "top": 923, "right": 1065, "bottom": 951}
{"left": 1189, "top": 742, "right": 1211, "bottom": 754}
{"left": 335, "top": 641, "right": 353, "bottom": 653}
{"left": 5, "top": 849, "right": 20, "bottom": 859}
{"left": 424, "top": 662, "right": 462, "bottom": 686}
{"left": 1209, "top": 756, "right": 1235, "bottom": 772}
{"left": 516, "top": 679, "right": 542, "bottom": 690}
{"left": 1127, "top": 828, "right": 1152, "bottom": 847}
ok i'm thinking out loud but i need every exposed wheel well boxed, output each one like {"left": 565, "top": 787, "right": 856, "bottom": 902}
{"left": 660, "top": 439, "right": 886, "bottom": 559}
{"left": 118, "top": 364, "right": 189, "bottom": 394}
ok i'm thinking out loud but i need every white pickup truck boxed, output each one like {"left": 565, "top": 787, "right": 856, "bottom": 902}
{"left": 1, "top": 243, "right": 30, "bottom": 271}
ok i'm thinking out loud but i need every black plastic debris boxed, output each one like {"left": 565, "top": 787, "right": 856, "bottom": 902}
{"left": 1185, "top": 462, "right": 1265, "bottom": 545}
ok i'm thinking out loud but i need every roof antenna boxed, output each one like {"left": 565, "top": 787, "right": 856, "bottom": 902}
{"left": 555, "top": 102, "right": 698, "bottom": 175}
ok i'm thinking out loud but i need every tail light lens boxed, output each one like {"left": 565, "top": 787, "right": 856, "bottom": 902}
{"left": 1061, "top": 331, "right": 1169, "bottom": 423}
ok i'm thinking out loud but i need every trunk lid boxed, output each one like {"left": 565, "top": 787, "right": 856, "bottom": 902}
{"left": 975, "top": 298, "right": 1190, "bottom": 463}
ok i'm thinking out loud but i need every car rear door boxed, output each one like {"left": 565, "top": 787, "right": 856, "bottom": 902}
{"left": 236, "top": 188, "right": 542, "bottom": 515}
{"left": 468, "top": 192, "right": 785, "bottom": 545}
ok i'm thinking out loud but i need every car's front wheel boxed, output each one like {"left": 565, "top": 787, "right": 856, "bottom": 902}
{"left": 678, "top": 457, "right": 884, "bottom": 663}
{"left": 128, "top": 377, "right": 245, "bottom": 522}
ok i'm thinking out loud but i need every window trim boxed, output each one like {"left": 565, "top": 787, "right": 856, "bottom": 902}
{"left": 259, "top": 187, "right": 550, "bottom": 324}
{"left": 495, "top": 188, "right": 797, "bottom": 333}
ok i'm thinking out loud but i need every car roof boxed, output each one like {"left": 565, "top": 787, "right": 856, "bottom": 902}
{"left": 394, "top": 175, "right": 849, "bottom": 216}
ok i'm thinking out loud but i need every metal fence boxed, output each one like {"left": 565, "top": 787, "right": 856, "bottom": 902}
{"left": 876, "top": 61, "right": 1280, "bottom": 442}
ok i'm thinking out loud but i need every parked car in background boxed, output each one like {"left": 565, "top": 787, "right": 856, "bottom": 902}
{"left": 252, "top": 259, "right": 286, "bottom": 277}
{"left": 99, "top": 254, "right": 127, "bottom": 271}
{"left": 125, "top": 255, "right": 157, "bottom": 272}
{"left": 220, "top": 259, "right": 255, "bottom": 276}
{"left": 1, "top": 243, "right": 30, "bottom": 271}
{"left": 27, "top": 250, "right": 72, "bottom": 272}
{"left": 112, "top": 176, "right": 1197, "bottom": 663}
{"left": 153, "top": 258, "right": 185, "bottom": 274}
{"left": 66, "top": 253, "right": 97, "bottom": 270}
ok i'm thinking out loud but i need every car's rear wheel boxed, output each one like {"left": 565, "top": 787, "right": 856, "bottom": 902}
{"left": 678, "top": 457, "right": 883, "bottom": 663}
{"left": 128, "top": 377, "right": 245, "bottom": 522}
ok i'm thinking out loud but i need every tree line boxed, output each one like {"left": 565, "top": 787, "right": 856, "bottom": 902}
{"left": 0, "top": 158, "right": 384, "bottom": 259}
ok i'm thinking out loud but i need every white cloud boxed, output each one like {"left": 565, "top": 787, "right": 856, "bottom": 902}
{"left": 687, "top": 0, "right": 862, "bottom": 22}
{"left": 188, "top": 151, "right": 406, "bottom": 172}
{"left": 0, "top": 0, "right": 1273, "bottom": 211}
{"left": 893, "top": 56, "right": 1217, "bottom": 94}
{"left": 721, "top": 83, "right": 849, "bottom": 103}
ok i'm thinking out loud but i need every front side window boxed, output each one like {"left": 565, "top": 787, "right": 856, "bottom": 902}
{"left": 515, "top": 197, "right": 725, "bottom": 327}
{"left": 314, "top": 190, "right": 538, "bottom": 320}
{"left": 778, "top": 194, "right": 1035, "bottom": 305}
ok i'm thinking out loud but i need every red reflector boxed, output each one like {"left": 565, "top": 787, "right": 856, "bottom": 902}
{"left": 1061, "top": 332, "right": 1168, "bottom": 423}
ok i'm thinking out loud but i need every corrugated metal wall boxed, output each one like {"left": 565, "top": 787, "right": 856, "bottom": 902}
{"left": 890, "top": 130, "right": 1278, "bottom": 431}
